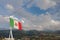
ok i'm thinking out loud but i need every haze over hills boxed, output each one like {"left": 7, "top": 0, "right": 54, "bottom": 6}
{"left": 0, "top": 29, "right": 60, "bottom": 38}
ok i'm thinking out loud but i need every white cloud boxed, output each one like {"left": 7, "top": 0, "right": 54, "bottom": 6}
{"left": 53, "top": 0, "right": 60, "bottom": 3}
{"left": 51, "top": 20, "right": 60, "bottom": 25}
{"left": 0, "top": 15, "right": 9, "bottom": 22}
{"left": 26, "top": 0, "right": 56, "bottom": 10}
{"left": 6, "top": 4, "right": 14, "bottom": 10}
{"left": 36, "top": 0, "right": 56, "bottom": 10}
{"left": 0, "top": 15, "right": 9, "bottom": 29}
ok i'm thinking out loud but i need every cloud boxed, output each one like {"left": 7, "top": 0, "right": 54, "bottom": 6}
{"left": 0, "top": 15, "right": 9, "bottom": 22}
{"left": 0, "top": 15, "right": 9, "bottom": 29}
{"left": 47, "top": 0, "right": 60, "bottom": 20}
{"left": 6, "top": 4, "right": 14, "bottom": 10}
{"left": 53, "top": 0, "right": 60, "bottom": 3}
{"left": 36, "top": 0, "right": 56, "bottom": 10}
{"left": 51, "top": 20, "right": 60, "bottom": 25}
{"left": 25, "top": 0, "right": 56, "bottom": 10}
{"left": 21, "top": 13, "right": 60, "bottom": 30}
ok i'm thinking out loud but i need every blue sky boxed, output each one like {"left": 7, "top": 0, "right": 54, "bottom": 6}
{"left": 0, "top": 0, "right": 60, "bottom": 30}
{"left": 23, "top": 3, "right": 47, "bottom": 15}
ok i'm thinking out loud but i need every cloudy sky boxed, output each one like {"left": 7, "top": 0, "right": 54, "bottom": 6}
{"left": 0, "top": 0, "right": 60, "bottom": 31}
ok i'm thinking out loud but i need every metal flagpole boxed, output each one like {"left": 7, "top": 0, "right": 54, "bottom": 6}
{"left": 8, "top": 27, "right": 14, "bottom": 40}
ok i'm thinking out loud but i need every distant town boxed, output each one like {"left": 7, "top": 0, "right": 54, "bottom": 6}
{"left": 0, "top": 30, "right": 60, "bottom": 40}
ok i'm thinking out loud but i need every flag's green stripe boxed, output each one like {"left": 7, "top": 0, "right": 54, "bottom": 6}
{"left": 10, "top": 18, "right": 14, "bottom": 27}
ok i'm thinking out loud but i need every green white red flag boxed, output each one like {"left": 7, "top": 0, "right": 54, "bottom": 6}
{"left": 10, "top": 17, "right": 22, "bottom": 30}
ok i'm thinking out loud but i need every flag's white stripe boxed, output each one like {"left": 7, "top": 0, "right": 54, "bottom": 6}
{"left": 14, "top": 20, "right": 19, "bottom": 29}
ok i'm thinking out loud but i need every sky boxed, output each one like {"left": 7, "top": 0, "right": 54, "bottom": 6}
{"left": 0, "top": 0, "right": 60, "bottom": 31}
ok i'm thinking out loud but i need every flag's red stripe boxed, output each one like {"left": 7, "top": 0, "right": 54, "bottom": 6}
{"left": 18, "top": 22, "right": 22, "bottom": 30}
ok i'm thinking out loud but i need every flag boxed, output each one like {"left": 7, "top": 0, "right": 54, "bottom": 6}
{"left": 10, "top": 17, "right": 22, "bottom": 30}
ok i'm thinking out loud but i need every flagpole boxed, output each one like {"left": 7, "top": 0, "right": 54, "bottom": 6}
{"left": 9, "top": 27, "right": 14, "bottom": 40}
